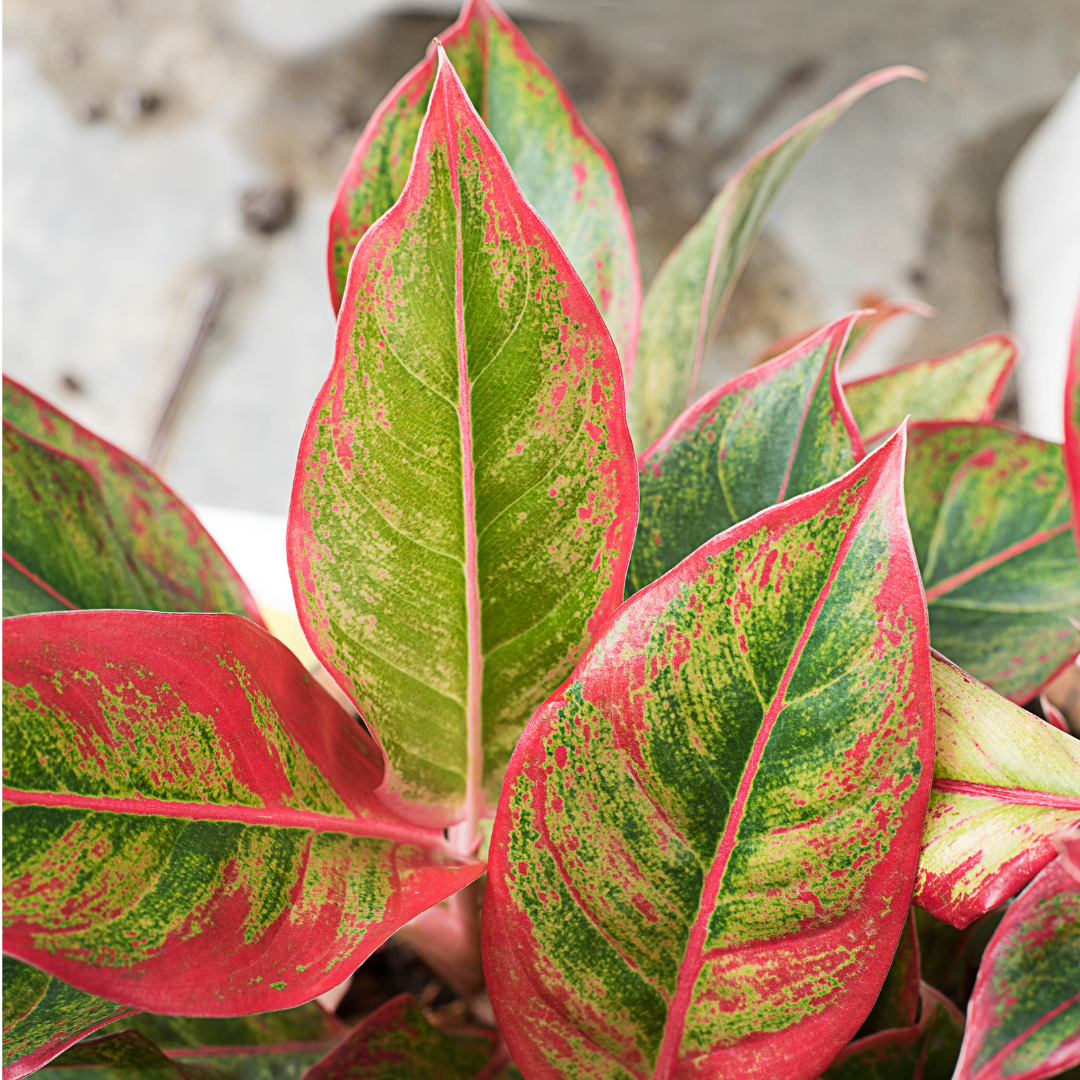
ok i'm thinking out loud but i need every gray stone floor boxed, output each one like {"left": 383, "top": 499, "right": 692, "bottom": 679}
{"left": 5, "top": 0, "right": 1080, "bottom": 515}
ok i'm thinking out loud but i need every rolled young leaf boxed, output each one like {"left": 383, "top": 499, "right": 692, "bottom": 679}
{"left": 820, "top": 983, "right": 965, "bottom": 1080}
{"left": 291, "top": 49, "right": 638, "bottom": 833}
{"left": 915, "top": 654, "right": 1080, "bottom": 928}
{"left": 2, "top": 378, "right": 261, "bottom": 623}
{"left": 3, "top": 959, "right": 135, "bottom": 1080}
{"left": 952, "top": 830, "right": 1080, "bottom": 1080}
{"left": 302, "top": 994, "right": 513, "bottom": 1080}
{"left": 627, "top": 66, "right": 924, "bottom": 449}
{"left": 484, "top": 430, "right": 936, "bottom": 1080}
{"left": 904, "top": 421, "right": 1080, "bottom": 702}
{"left": 628, "top": 312, "right": 864, "bottom": 594}
{"left": 327, "top": 0, "right": 640, "bottom": 372}
{"left": 2, "top": 610, "right": 483, "bottom": 1015}
{"left": 843, "top": 333, "right": 1017, "bottom": 446}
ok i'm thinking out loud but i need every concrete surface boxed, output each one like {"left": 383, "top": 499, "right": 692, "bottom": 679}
{"left": 5, "top": 0, "right": 1080, "bottom": 517}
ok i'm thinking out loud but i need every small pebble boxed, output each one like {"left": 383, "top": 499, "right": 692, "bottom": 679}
{"left": 240, "top": 184, "right": 297, "bottom": 235}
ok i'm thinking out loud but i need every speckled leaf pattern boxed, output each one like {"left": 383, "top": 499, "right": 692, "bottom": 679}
{"left": 628, "top": 313, "right": 864, "bottom": 595}
{"left": 843, "top": 333, "right": 1016, "bottom": 445}
{"left": 303, "top": 994, "right": 512, "bottom": 1080}
{"left": 2, "top": 378, "right": 261, "bottom": 622}
{"left": 42, "top": 1030, "right": 194, "bottom": 1080}
{"left": 953, "top": 831, "right": 1080, "bottom": 1080}
{"left": 484, "top": 432, "right": 935, "bottom": 1080}
{"left": 328, "top": 0, "right": 639, "bottom": 370}
{"left": 2, "top": 610, "right": 483, "bottom": 1015}
{"left": 627, "top": 67, "right": 923, "bottom": 449}
{"left": 292, "top": 51, "right": 637, "bottom": 832}
{"left": 1065, "top": 296, "right": 1080, "bottom": 549}
{"left": 820, "top": 983, "right": 965, "bottom": 1080}
{"left": 3, "top": 959, "right": 135, "bottom": 1080}
{"left": 858, "top": 910, "right": 921, "bottom": 1036}
{"left": 904, "top": 421, "right": 1080, "bottom": 702}
{"left": 914, "top": 654, "right": 1080, "bottom": 928}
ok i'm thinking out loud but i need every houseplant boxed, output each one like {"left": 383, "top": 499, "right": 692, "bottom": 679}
{"left": 4, "top": 2, "right": 1079, "bottom": 1077}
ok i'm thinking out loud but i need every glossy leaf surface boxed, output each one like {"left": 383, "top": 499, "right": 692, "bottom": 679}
{"left": 328, "top": 0, "right": 639, "bottom": 369}
{"left": 843, "top": 333, "right": 1016, "bottom": 445}
{"left": 484, "top": 432, "right": 935, "bottom": 1080}
{"left": 303, "top": 994, "right": 510, "bottom": 1080}
{"left": 858, "top": 910, "right": 921, "bottom": 1036}
{"left": 2, "top": 610, "right": 483, "bottom": 1014}
{"left": 915, "top": 654, "right": 1080, "bottom": 927}
{"left": 3, "top": 959, "right": 134, "bottom": 1080}
{"left": 627, "top": 67, "right": 922, "bottom": 448}
{"left": 953, "top": 831, "right": 1080, "bottom": 1080}
{"left": 905, "top": 421, "right": 1080, "bottom": 702}
{"left": 2, "top": 378, "right": 260, "bottom": 622}
{"left": 821, "top": 984, "right": 964, "bottom": 1080}
{"left": 629, "top": 313, "right": 863, "bottom": 594}
{"left": 292, "top": 51, "right": 637, "bottom": 831}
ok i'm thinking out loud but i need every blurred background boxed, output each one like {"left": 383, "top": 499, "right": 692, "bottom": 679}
{"left": 5, "top": 0, "right": 1080, "bottom": 521}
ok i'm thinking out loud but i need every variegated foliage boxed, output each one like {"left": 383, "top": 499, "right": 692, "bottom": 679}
{"left": 628, "top": 313, "right": 863, "bottom": 594}
{"left": 484, "top": 433, "right": 936, "bottom": 1079}
{"left": 904, "top": 421, "right": 1080, "bottom": 702}
{"left": 2, "top": 377, "right": 260, "bottom": 623}
{"left": 916, "top": 654, "right": 1080, "bottom": 928}
{"left": 627, "top": 67, "right": 923, "bottom": 448}
{"left": 843, "top": 333, "right": 1017, "bottom": 445}
{"left": 2, "top": 611, "right": 481, "bottom": 1016}
{"left": 290, "top": 50, "right": 637, "bottom": 834}
{"left": 952, "top": 830, "right": 1080, "bottom": 1080}
{"left": 327, "top": 0, "right": 639, "bottom": 371}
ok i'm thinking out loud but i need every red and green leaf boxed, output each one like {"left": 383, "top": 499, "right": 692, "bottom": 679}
{"left": 2, "top": 610, "right": 483, "bottom": 1015}
{"left": 627, "top": 67, "right": 924, "bottom": 448}
{"left": 858, "top": 910, "right": 922, "bottom": 1036}
{"left": 628, "top": 313, "right": 864, "bottom": 594}
{"left": 843, "top": 333, "right": 1017, "bottom": 445}
{"left": 915, "top": 654, "right": 1080, "bottom": 928}
{"left": 42, "top": 1030, "right": 194, "bottom": 1080}
{"left": 483, "top": 431, "right": 935, "bottom": 1080}
{"left": 291, "top": 50, "right": 637, "bottom": 833}
{"left": 952, "top": 830, "right": 1080, "bottom": 1080}
{"left": 328, "top": 0, "right": 639, "bottom": 370}
{"left": 2, "top": 378, "right": 260, "bottom": 622}
{"left": 821, "top": 983, "right": 965, "bottom": 1080}
{"left": 751, "top": 300, "right": 932, "bottom": 370}
{"left": 1065, "top": 295, "right": 1080, "bottom": 550}
{"left": 302, "top": 994, "right": 514, "bottom": 1080}
{"left": 904, "top": 421, "right": 1080, "bottom": 702}
{"left": 3, "top": 959, "right": 135, "bottom": 1080}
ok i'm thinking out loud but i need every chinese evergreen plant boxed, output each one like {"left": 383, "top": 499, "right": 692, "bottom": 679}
{"left": 4, "top": 2, "right": 1080, "bottom": 1079}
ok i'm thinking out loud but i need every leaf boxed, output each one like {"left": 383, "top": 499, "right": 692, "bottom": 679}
{"left": 627, "top": 66, "right": 924, "bottom": 449}
{"left": 292, "top": 50, "right": 637, "bottom": 832}
{"left": 843, "top": 333, "right": 1017, "bottom": 445}
{"left": 1066, "top": 295, "right": 1080, "bottom": 550}
{"left": 858, "top": 910, "right": 921, "bottom": 1036}
{"left": 2, "top": 610, "right": 483, "bottom": 1014}
{"left": 41, "top": 1001, "right": 349, "bottom": 1080}
{"left": 915, "top": 906, "right": 1006, "bottom": 1006}
{"left": 3, "top": 958, "right": 135, "bottom": 1080}
{"left": 628, "top": 312, "right": 864, "bottom": 595}
{"left": 302, "top": 994, "right": 507, "bottom": 1080}
{"left": 483, "top": 431, "right": 936, "bottom": 1080}
{"left": 952, "top": 829, "right": 1080, "bottom": 1080}
{"left": 3, "top": 557, "right": 74, "bottom": 618}
{"left": 914, "top": 654, "right": 1080, "bottom": 928}
{"left": 904, "top": 421, "right": 1080, "bottom": 702}
{"left": 750, "top": 300, "right": 932, "bottom": 369}
{"left": 2, "top": 378, "right": 261, "bottom": 623}
{"left": 327, "top": 0, "right": 640, "bottom": 370}
{"left": 820, "top": 983, "right": 964, "bottom": 1080}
